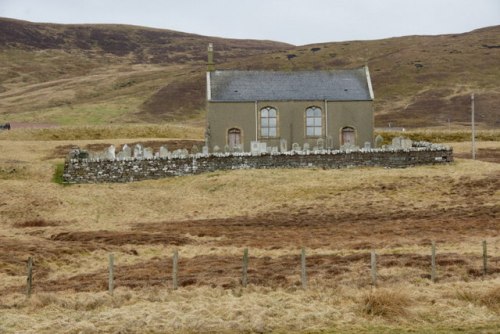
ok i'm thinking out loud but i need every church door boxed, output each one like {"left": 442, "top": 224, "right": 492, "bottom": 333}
{"left": 341, "top": 127, "right": 355, "bottom": 145}
{"left": 228, "top": 128, "right": 241, "bottom": 149}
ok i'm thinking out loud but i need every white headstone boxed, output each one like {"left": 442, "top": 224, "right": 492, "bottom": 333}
{"left": 259, "top": 142, "right": 267, "bottom": 154}
{"left": 317, "top": 138, "right": 325, "bottom": 151}
{"left": 280, "top": 139, "right": 287, "bottom": 152}
{"left": 292, "top": 143, "right": 300, "bottom": 152}
{"left": 122, "top": 144, "right": 132, "bottom": 158}
{"left": 251, "top": 141, "right": 260, "bottom": 155}
{"left": 105, "top": 145, "right": 115, "bottom": 160}
{"left": 159, "top": 146, "right": 169, "bottom": 158}
{"left": 143, "top": 147, "right": 153, "bottom": 159}
{"left": 364, "top": 142, "right": 371, "bottom": 150}
{"left": 303, "top": 143, "right": 310, "bottom": 152}
{"left": 202, "top": 145, "right": 209, "bottom": 155}
{"left": 133, "top": 144, "right": 143, "bottom": 158}
{"left": 213, "top": 145, "right": 220, "bottom": 153}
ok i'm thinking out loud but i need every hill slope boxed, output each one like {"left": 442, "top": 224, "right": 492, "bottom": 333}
{"left": 0, "top": 18, "right": 499, "bottom": 128}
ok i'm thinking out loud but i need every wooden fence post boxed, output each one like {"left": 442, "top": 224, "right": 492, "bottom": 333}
{"left": 301, "top": 248, "right": 307, "bottom": 289}
{"left": 26, "top": 257, "right": 33, "bottom": 297}
{"left": 431, "top": 241, "right": 436, "bottom": 283}
{"left": 172, "top": 250, "right": 179, "bottom": 290}
{"left": 108, "top": 253, "right": 114, "bottom": 295}
{"left": 242, "top": 248, "right": 249, "bottom": 287}
{"left": 371, "top": 250, "right": 377, "bottom": 287}
{"left": 483, "top": 240, "right": 487, "bottom": 276}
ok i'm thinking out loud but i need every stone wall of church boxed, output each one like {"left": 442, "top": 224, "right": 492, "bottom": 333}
{"left": 63, "top": 144, "right": 453, "bottom": 184}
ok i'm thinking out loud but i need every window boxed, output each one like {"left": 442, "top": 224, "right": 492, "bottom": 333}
{"left": 306, "top": 107, "right": 322, "bottom": 137}
{"left": 260, "top": 107, "right": 277, "bottom": 137}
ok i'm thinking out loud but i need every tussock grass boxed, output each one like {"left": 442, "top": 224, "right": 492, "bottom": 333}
{"left": 361, "top": 288, "right": 413, "bottom": 318}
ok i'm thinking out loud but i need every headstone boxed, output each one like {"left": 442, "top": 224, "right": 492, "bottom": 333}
{"left": 233, "top": 144, "right": 243, "bottom": 153}
{"left": 280, "top": 139, "right": 288, "bottom": 152}
{"left": 224, "top": 144, "right": 231, "bottom": 153}
{"left": 159, "top": 146, "right": 169, "bottom": 158}
{"left": 122, "top": 144, "right": 131, "bottom": 158}
{"left": 133, "top": 144, "right": 143, "bottom": 158}
{"left": 392, "top": 137, "right": 402, "bottom": 149}
{"left": 292, "top": 143, "right": 300, "bottom": 152}
{"left": 401, "top": 138, "right": 412, "bottom": 149}
{"left": 251, "top": 141, "right": 260, "bottom": 155}
{"left": 116, "top": 151, "right": 126, "bottom": 160}
{"left": 317, "top": 138, "right": 325, "bottom": 151}
{"left": 105, "top": 145, "right": 115, "bottom": 160}
{"left": 364, "top": 142, "right": 371, "bottom": 150}
{"left": 202, "top": 145, "right": 209, "bottom": 155}
{"left": 375, "top": 135, "right": 384, "bottom": 148}
{"left": 271, "top": 146, "right": 278, "bottom": 153}
{"left": 143, "top": 147, "right": 154, "bottom": 159}
{"left": 326, "top": 136, "right": 334, "bottom": 150}
{"left": 213, "top": 145, "right": 220, "bottom": 153}
{"left": 191, "top": 145, "right": 199, "bottom": 155}
{"left": 303, "top": 143, "right": 310, "bottom": 152}
{"left": 180, "top": 149, "right": 189, "bottom": 157}
{"left": 259, "top": 142, "right": 267, "bottom": 154}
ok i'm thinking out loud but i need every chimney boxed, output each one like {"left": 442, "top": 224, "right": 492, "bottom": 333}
{"left": 207, "top": 43, "right": 215, "bottom": 72}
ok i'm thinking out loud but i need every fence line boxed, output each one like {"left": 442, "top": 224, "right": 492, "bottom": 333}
{"left": 24, "top": 241, "right": 496, "bottom": 296}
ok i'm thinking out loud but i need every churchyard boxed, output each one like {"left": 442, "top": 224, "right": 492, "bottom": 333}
{"left": 0, "top": 126, "right": 499, "bottom": 333}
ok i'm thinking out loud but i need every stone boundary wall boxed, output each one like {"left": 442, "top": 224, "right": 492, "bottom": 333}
{"left": 63, "top": 143, "right": 453, "bottom": 184}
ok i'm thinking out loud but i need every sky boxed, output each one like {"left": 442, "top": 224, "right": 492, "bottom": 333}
{"left": 1, "top": 0, "right": 499, "bottom": 45}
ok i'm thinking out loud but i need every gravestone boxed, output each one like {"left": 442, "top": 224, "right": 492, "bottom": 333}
{"left": 271, "top": 146, "right": 278, "bottom": 153}
{"left": 303, "top": 143, "right": 310, "bottom": 152}
{"left": 251, "top": 141, "right": 260, "bottom": 155}
{"left": 326, "top": 136, "right": 333, "bottom": 150}
{"left": 401, "top": 138, "right": 412, "bottom": 149}
{"left": 202, "top": 145, "right": 209, "bottom": 155}
{"left": 122, "top": 144, "right": 131, "bottom": 158}
{"left": 259, "top": 142, "right": 267, "bottom": 154}
{"left": 375, "top": 135, "right": 384, "bottom": 148}
{"left": 213, "top": 145, "right": 220, "bottom": 153}
{"left": 133, "top": 144, "right": 143, "bottom": 159}
{"left": 224, "top": 144, "right": 231, "bottom": 153}
{"left": 280, "top": 139, "right": 288, "bottom": 152}
{"left": 233, "top": 144, "right": 243, "bottom": 153}
{"left": 159, "top": 146, "right": 169, "bottom": 158}
{"left": 392, "top": 137, "right": 402, "bottom": 149}
{"left": 191, "top": 145, "right": 199, "bottom": 155}
{"left": 317, "top": 138, "right": 325, "bottom": 150}
{"left": 105, "top": 145, "right": 115, "bottom": 160}
{"left": 143, "top": 147, "right": 154, "bottom": 159}
{"left": 292, "top": 143, "right": 300, "bottom": 152}
{"left": 364, "top": 142, "right": 371, "bottom": 150}
{"left": 180, "top": 149, "right": 189, "bottom": 157}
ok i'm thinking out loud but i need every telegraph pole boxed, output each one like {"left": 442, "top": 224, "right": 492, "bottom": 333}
{"left": 471, "top": 94, "right": 476, "bottom": 160}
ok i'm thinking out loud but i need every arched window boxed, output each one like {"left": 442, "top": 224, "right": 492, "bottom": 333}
{"left": 228, "top": 128, "right": 241, "bottom": 148}
{"left": 306, "top": 106, "right": 322, "bottom": 137}
{"left": 341, "top": 127, "right": 356, "bottom": 145}
{"left": 260, "top": 107, "right": 277, "bottom": 138}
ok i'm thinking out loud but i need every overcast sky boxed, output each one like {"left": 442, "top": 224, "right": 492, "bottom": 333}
{"left": 1, "top": 0, "right": 499, "bottom": 45}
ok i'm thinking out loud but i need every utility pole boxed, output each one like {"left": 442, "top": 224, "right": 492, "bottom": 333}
{"left": 471, "top": 94, "right": 476, "bottom": 160}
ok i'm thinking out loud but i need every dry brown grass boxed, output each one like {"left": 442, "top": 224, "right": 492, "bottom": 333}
{"left": 0, "top": 137, "right": 499, "bottom": 333}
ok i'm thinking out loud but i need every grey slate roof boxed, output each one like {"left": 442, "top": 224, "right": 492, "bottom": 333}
{"left": 209, "top": 68, "right": 372, "bottom": 102}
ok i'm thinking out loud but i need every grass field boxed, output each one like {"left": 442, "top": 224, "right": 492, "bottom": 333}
{"left": 0, "top": 128, "right": 499, "bottom": 333}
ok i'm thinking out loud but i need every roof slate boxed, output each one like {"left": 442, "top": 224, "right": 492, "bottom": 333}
{"left": 209, "top": 68, "right": 372, "bottom": 102}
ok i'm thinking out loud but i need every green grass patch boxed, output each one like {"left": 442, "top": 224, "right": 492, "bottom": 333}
{"left": 52, "top": 163, "right": 66, "bottom": 185}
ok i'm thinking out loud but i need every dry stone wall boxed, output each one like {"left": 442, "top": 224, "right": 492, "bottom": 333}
{"left": 63, "top": 142, "right": 453, "bottom": 184}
